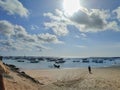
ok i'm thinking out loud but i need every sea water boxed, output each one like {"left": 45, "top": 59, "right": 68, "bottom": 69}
{"left": 2, "top": 58, "right": 120, "bottom": 69}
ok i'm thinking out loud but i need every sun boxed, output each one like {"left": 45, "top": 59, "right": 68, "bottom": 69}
{"left": 63, "top": 0, "right": 80, "bottom": 16}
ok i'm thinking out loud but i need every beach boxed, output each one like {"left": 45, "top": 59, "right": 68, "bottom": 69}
{"left": 23, "top": 66, "right": 120, "bottom": 90}
{"left": 2, "top": 57, "right": 120, "bottom": 90}
{"left": 1, "top": 63, "right": 120, "bottom": 90}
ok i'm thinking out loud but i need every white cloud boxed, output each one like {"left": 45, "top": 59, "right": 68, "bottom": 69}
{"left": 31, "top": 25, "right": 39, "bottom": 30}
{"left": 106, "top": 21, "right": 120, "bottom": 31}
{"left": 75, "top": 33, "right": 87, "bottom": 40}
{"left": 44, "top": 7, "right": 120, "bottom": 34}
{"left": 71, "top": 9, "right": 109, "bottom": 32}
{"left": 113, "top": 7, "right": 120, "bottom": 21}
{"left": 37, "top": 33, "right": 63, "bottom": 44}
{"left": 0, "top": 0, "right": 29, "bottom": 17}
{"left": 0, "top": 20, "right": 63, "bottom": 51}
{"left": 44, "top": 9, "right": 69, "bottom": 36}
{"left": 80, "top": 33, "right": 87, "bottom": 38}
{"left": 44, "top": 22, "right": 69, "bottom": 36}
{"left": 0, "top": 20, "right": 15, "bottom": 37}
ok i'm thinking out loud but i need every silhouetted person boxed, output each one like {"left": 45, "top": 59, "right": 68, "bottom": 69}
{"left": 88, "top": 65, "right": 92, "bottom": 74}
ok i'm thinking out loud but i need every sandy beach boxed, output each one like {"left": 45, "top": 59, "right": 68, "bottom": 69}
{"left": 2, "top": 58, "right": 120, "bottom": 90}
{"left": 2, "top": 65, "right": 120, "bottom": 90}
{"left": 23, "top": 66, "right": 120, "bottom": 90}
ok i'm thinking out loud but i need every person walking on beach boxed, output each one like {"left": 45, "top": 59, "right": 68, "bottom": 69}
{"left": 88, "top": 65, "right": 92, "bottom": 74}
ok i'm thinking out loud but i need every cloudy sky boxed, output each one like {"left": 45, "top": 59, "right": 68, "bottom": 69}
{"left": 0, "top": 0, "right": 120, "bottom": 57}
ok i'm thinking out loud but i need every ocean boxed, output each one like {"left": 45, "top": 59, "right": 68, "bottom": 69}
{"left": 2, "top": 57, "right": 120, "bottom": 69}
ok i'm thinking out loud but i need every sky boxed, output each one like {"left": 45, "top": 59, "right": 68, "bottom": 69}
{"left": 0, "top": 0, "right": 120, "bottom": 57}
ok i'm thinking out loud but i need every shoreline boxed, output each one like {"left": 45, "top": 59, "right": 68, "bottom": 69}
{"left": 21, "top": 64, "right": 120, "bottom": 70}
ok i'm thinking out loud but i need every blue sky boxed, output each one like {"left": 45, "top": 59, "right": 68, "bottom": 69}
{"left": 0, "top": 0, "right": 120, "bottom": 57}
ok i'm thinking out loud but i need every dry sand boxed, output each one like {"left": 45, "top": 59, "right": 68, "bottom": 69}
{"left": 3, "top": 70, "right": 41, "bottom": 90}
{"left": 24, "top": 66, "right": 120, "bottom": 90}
{"left": 3, "top": 66, "right": 120, "bottom": 90}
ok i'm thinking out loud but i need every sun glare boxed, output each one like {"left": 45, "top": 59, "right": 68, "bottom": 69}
{"left": 63, "top": 0, "right": 80, "bottom": 16}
